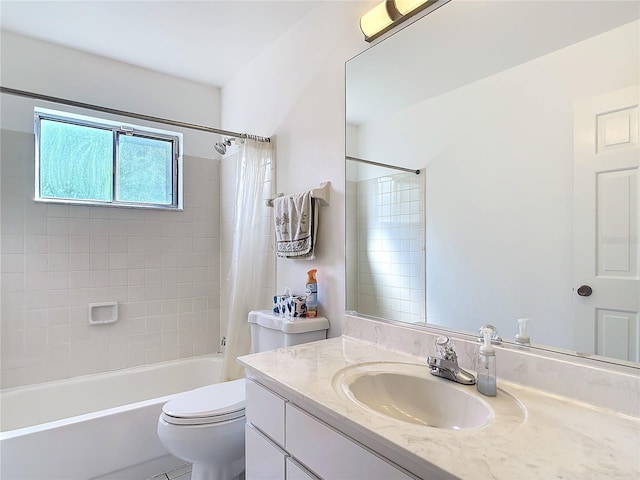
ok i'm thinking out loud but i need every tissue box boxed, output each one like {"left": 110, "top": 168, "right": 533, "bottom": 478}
{"left": 273, "top": 288, "right": 307, "bottom": 317}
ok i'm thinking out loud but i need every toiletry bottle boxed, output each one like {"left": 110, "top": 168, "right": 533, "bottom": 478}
{"left": 306, "top": 269, "right": 318, "bottom": 318}
{"left": 477, "top": 327, "right": 497, "bottom": 397}
{"left": 515, "top": 317, "right": 531, "bottom": 345}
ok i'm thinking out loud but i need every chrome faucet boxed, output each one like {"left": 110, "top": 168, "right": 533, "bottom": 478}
{"left": 427, "top": 336, "right": 476, "bottom": 385}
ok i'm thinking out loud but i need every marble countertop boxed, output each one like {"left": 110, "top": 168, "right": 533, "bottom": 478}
{"left": 238, "top": 336, "right": 640, "bottom": 480}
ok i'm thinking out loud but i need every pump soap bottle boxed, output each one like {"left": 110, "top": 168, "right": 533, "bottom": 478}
{"left": 477, "top": 327, "right": 497, "bottom": 397}
{"left": 515, "top": 317, "right": 531, "bottom": 345}
{"left": 306, "top": 269, "right": 318, "bottom": 318}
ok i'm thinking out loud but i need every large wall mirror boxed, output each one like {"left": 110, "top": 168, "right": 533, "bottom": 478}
{"left": 346, "top": 0, "right": 640, "bottom": 367}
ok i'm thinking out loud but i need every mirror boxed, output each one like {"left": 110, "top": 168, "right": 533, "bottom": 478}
{"left": 346, "top": 0, "right": 640, "bottom": 366}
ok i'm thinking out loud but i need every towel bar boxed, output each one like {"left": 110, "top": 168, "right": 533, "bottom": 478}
{"left": 265, "top": 181, "right": 331, "bottom": 207}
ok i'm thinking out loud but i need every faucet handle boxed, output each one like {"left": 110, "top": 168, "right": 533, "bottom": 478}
{"left": 435, "top": 335, "right": 457, "bottom": 362}
{"left": 478, "top": 324, "right": 502, "bottom": 344}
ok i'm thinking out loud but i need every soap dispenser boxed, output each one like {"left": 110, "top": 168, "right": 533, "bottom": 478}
{"left": 477, "top": 327, "right": 497, "bottom": 397}
{"left": 515, "top": 317, "right": 531, "bottom": 345}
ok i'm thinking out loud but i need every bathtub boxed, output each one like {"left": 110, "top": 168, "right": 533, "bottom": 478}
{"left": 0, "top": 354, "right": 223, "bottom": 480}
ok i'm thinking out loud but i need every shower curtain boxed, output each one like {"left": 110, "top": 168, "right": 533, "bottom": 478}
{"left": 222, "top": 137, "right": 274, "bottom": 381}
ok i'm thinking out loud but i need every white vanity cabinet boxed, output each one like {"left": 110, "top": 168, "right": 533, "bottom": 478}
{"left": 245, "top": 378, "right": 414, "bottom": 480}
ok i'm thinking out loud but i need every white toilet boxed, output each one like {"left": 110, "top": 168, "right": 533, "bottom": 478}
{"left": 157, "top": 310, "right": 329, "bottom": 480}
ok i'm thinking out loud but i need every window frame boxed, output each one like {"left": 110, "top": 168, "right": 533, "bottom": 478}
{"left": 34, "top": 107, "right": 183, "bottom": 210}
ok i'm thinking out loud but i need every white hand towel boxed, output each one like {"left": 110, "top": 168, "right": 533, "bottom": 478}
{"left": 274, "top": 191, "right": 317, "bottom": 259}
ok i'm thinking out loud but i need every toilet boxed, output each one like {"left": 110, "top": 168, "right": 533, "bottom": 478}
{"left": 157, "top": 310, "right": 329, "bottom": 480}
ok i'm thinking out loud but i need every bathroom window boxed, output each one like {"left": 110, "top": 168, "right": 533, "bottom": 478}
{"left": 35, "top": 108, "right": 183, "bottom": 209}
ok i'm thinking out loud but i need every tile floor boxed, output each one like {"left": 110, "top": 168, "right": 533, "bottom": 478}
{"left": 147, "top": 463, "right": 191, "bottom": 480}
{"left": 147, "top": 462, "right": 246, "bottom": 480}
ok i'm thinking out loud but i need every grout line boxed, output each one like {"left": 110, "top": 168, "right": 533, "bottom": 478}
{"left": 166, "top": 463, "right": 192, "bottom": 480}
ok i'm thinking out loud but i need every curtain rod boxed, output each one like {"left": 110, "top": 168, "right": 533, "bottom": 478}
{"left": 346, "top": 155, "right": 420, "bottom": 175}
{"left": 0, "top": 86, "right": 270, "bottom": 143}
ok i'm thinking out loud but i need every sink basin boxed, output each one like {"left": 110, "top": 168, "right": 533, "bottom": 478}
{"left": 347, "top": 371, "right": 490, "bottom": 429}
{"left": 333, "top": 362, "right": 525, "bottom": 431}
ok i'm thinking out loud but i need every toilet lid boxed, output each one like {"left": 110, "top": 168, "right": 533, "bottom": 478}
{"left": 162, "top": 378, "right": 246, "bottom": 426}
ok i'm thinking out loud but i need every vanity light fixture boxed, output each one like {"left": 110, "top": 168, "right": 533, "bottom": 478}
{"left": 360, "top": 0, "right": 442, "bottom": 42}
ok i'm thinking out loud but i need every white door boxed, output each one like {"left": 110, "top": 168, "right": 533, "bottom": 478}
{"left": 574, "top": 86, "right": 640, "bottom": 362}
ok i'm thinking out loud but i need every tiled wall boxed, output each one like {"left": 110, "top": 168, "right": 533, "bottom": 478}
{"left": 1, "top": 129, "right": 221, "bottom": 388}
{"left": 353, "top": 172, "right": 425, "bottom": 323}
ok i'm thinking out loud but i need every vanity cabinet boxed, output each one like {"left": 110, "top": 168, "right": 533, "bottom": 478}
{"left": 245, "top": 378, "right": 413, "bottom": 480}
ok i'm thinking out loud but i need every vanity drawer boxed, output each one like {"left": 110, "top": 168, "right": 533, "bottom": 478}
{"left": 286, "top": 458, "right": 319, "bottom": 480}
{"left": 245, "top": 423, "right": 286, "bottom": 480}
{"left": 246, "top": 378, "right": 286, "bottom": 446}
{"left": 285, "top": 403, "right": 413, "bottom": 480}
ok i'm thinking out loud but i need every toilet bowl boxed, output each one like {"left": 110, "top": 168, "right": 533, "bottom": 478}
{"left": 157, "top": 310, "right": 330, "bottom": 480}
{"left": 157, "top": 379, "right": 246, "bottom": 480}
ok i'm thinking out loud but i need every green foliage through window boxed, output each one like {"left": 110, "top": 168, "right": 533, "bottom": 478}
{"left": 35, "top": 108, "right": 182, "bottom": 209}
{"left": 118, "top": 134, "right": 173, "bottom": 204}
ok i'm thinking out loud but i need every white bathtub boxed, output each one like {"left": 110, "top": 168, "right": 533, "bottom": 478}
{"left": 0, "top": 354, "right": 223, "bottom": 480}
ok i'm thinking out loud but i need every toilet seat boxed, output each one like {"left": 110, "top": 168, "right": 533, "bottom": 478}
{"left": 161, "top": 378, "right": 246, "bottom": 426}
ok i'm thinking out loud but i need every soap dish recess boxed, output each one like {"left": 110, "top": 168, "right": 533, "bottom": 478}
{"left": 89, "top": 302, "right": 118, "bottom": 325}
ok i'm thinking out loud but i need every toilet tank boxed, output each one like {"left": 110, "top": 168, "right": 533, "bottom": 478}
{"left": 248, "top": 310, "right": 330, "bottom": 353}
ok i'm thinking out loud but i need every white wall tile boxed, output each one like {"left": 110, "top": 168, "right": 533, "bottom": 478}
{"left": 90, "top": 235, "right": 108, "bottom": 253}
{"left": 24, "top": 216, "right": 47, "bottom": 235}
{"left": 143, "top": 221, "right": 163, "bottom": 238}
{"left": 46, "top": 217, "right": 69, "bottom": 235}
{"left": 127, "top": 237, "right": 146, "bottom": 253}
{"left": 127, "top": 253, "right": 145, "bottom": 269}
{"left": 144, "top": 254, "right": 162, "bottom": 268}
{"left": 26, "top": 328, "right": 47, "bottom": 348}
{"left": 109, "top": 253, "right": 128, "bottom": 269}
{"left": 145, "top": 346, "right": 162, "bottom": 364}
{"left": 3, "top": 235, "right": 24, "bottom": 254}
{"left": 145, "top": 284, "right": 164, "bottom": 301}
{"left": 144, "top": 237, "right": 162, "bottom": 253}
{"left": 108, "top": 236, "right": 128, "bottom": 253}
{"left": 46, "top": 205, "right": 69, "bottom": 218}
{"left": 90, "top": 219, "right": 109, "bottom": 236}
{"left": 162, "top": 268, "right": 178, "bottom": 284}
{"left": 353, "top": 173, "right": 425, "bottom": 323}
{"left": 109, "top": 269, "right": 128, "bottom": 287}
{"left": 69, "top": 253, "right": 90, "bottom": 271}
{"left": 2, "top": 253, "right": 24, "bottom": 273}
{"left": 109, "top": 287, "right": 128, "bottom": 303}
{"left": 69, "top": 235, "right": 90, "bottom": 253}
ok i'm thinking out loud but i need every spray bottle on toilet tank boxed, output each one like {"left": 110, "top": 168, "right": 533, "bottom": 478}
{"left": 306, "top": 269, "right": 318, "bottom": 318}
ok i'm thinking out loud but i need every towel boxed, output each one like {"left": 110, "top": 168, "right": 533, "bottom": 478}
{"left": 274, "top": 191, "right": 318, "bottom": 259}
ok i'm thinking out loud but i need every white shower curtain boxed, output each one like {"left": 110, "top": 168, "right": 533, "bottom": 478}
{"left": 222, "top": 137, "right": 274, "bottom": 381}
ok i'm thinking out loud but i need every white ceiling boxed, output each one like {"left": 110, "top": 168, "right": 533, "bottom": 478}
{"left": 0, "top": 0, "right": 320, "bottom": 88}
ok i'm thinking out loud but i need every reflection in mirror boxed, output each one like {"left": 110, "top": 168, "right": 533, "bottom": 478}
{"left": 346, "top": 157, "right": 425, "bottom": 323}
{"left": 345, "top": 1, "right": 640, "bottom": 366}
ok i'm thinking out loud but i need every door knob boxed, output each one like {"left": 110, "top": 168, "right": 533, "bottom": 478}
{"left": 577, "top": 285, "right": 593, "bottom": 297}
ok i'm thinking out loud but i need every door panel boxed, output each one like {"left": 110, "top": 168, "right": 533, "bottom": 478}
{"left": 596, "top": 309, "right": 639, "bottom": 361}
{"left": 574, "top": 86, "right": 640, "bottom": 362}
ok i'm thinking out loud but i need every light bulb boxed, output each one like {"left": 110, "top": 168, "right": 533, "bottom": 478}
{"left": 395, "top": 0, "right": 433, "bottom": 15}
{"left": 360, "top": 1, "right": 393, "bottom": 39}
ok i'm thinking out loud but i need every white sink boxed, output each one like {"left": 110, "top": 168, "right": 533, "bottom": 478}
{"left": 347, "top": 371, "right": 490, "bottom": 429}
{"left": 333, "top": 362, "right": 525, "bottom": 431}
